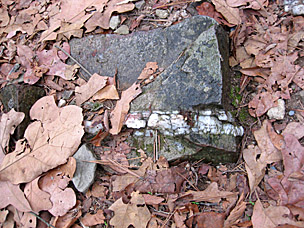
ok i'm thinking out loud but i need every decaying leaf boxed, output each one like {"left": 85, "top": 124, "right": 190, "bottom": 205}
{"left": 0, "top": 96, "right": 83, "bottom": 184}
{"left": 81, "top": 210, "right": 105, "bottom": 226}
{"left": 24, "top": 177, "right": 52, "bottom": 213}
{"left": 195, "top": 212, "right": 225, "bottom": 228}
{"left": 93, "top": 84, "right": 119, "bottom": 101}
{"left": 110, "top": 83, "right": 142, "bottom": 135}
{"left": 75, "top": 73, "right": 108, "bottom": 105}
{"left": 0, "top": 181, "right": 31, "bottom": 212}
{"left": 20, "top": 212, "right": 36, "bottom": 228}
{"left": 224, "top": 193, "right": 246, "bottom": 228}
{"left": 39, "top": 157, "right": 77, "bottom": 216}
{"left": 211, "top": 0, "right": 241, "bottom": 25}
{"left": 52, "top": 200, "right": 82, "bottom": 228}
{"left": 138, "top": 62, "right": 158, "bottom": 80}
{"left": 109, "top": 191, "right": 151, "bottom": 228}
{"left": 244, "top": 120, "right": 282, "bottom": 192}
{"left": 252, "top": 199, "right": 304, "bottom": 228}
{"left": 0, "top": 109, "right": 25, "bottom": 155}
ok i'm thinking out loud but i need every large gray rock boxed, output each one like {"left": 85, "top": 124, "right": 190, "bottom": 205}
{"left": 70, "top": 16, "right": 243, "bottom": 163}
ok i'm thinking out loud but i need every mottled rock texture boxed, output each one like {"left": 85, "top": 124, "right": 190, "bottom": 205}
{"left": 70, "top": 16, "right": 242, "bottom": 163}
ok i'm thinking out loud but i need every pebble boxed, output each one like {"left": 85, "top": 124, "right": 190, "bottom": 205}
{"left": 284, "top": 0, "right": 304, "bottom": 15}
{"left": 72, "top": 144, "right": 97, "bottom": 193}
{"left": 267, "top": 99, "right": 285, "bottom": 120}
{"left": 114, "top": 25, "right": 129, "bottom": 35}
{"left": 135, "top": 0, "right": 145, "bottom": 9}
{"left": 288, "top": 110, "right": 295, "bottom": 116}
{"left": 58, "top": 99, "right": 66, "bottom": 107}
{"left": 109, "top": 16, "right": 120, "bottom": 30}
{"left": 62, "top": 90, "right": 74, "bottom": 100}
{"left": 156, "top": 9, "right": 169, "bottom": 19}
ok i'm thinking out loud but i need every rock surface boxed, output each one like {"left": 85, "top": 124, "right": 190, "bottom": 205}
{"left": 267, "top": 99, "right": 285, "bottom": 120}
{"left": 72, "top": 144, "right": 97, "bottom": 193}
{"left": 70, "top": 16, "right": 242, "bottom": 163}
{"left": 0, "top": 84, "right": 45, "bottom": 139}
{"left": 284, "top": 0, "right": 304, "bottom": 15}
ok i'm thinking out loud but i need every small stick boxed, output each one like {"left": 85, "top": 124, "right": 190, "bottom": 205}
{"left": 54, "top": 44, "right": 92, "bottom": 80}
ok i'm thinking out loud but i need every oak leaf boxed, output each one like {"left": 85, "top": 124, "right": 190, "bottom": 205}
{"left": 81, "top": 210, "right": 105, "bottom": 226}
{"left": 75, "top": 73, "right": 108, "bottom": 105}
{"left": 109, "top": 191, "right": 151, "bottom": 228}
{"left": 211, "top": 0, "right": 241, "bottom": 25}
{"left": 0, "top": 181, "right": 31, "bottom": 212}
{"left": 110, "top": 83, "right": 142, "bottom": 135}
{"left": 0, "top": 96, "right": 84, "bottom": 184}
{"left": 0, "top": 109, "right": 24, "bottom": 156}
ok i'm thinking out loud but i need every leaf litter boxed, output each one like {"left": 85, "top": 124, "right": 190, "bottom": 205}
{"left": 1, "top": 0, "right": 304, "bottom": 227}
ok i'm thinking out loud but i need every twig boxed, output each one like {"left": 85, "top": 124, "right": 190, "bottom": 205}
{"left": 30, "top": 212, "right": 56, "bottom": 228}
{"left": 54, "top": 44, "right": 92, "bottom": 81}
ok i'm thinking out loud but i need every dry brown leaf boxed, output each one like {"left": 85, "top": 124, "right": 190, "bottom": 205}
{"left": 179, "top": 182, "right": 237, "bottom": 204}
{"left": 195, "top": 212, "right": 225, "bottom": 228}
{"left": 24, "top": 177, "right": 52, "bottom": 213}
{"left": 282, "top": 122, "right": 304, "bottom": 139}
{"left": 196, "top": 2, "right": 235, "bottom": 27}
{"left": 87, "top": 0, "right": 135, "bottom": 29}
{"left": 109, "top": 82, "right": 142, "bottom": 135}
{"left": 39, "top": 157, "right": 77, "bottom": 216}
{"left": 75, "top": 73, "right": 108, "bottom": 105}
{"left": 224, "top": 193, "right": 246, "bottom": 228}
{"left": 0, "top": 96, "right": 83, "bottom": 184}
{"left": 20, "top": 212, "right": 36, "bottom": 228}
{"left": 109, "top": 191, "right": 151, "bottom": 228}
{"left": 0, "top": 109, "right": 24, "bottom": 156}
{"left": 227, "top": 0, "right": 268, "bottom": 10}
{"left": 0, "top": 181, "right": 31, "bottom": 212}
{"left": 252, "top": 199, "right": 304, "bottom": 228}
{"left": 142, "top": 194, "right": 164, "bottom": 205}
{"left": 37, "top": 45, "right": 79, "bottom": 81}
{"left": 53, "top": 200, "right": 82, "bottom": 228}
{"left": 211, "top": 0, "right": 241, "bottom": 25}
{"left": 48, "top": 188, "right": 76, "bottom": 217}
{"left": 81, "top": 210, "right": 105, "bottom": 226}
{"left": 0, "top": 8, "right": 10, "bottom": 27}
{"left": 0, "top": 210, "right": 8, "bottom": 224}
{"left": 248, "top": 92, "right": 275, "bottom": 117}
{"left": 138, "top": 62, "right": 158, "bottom": 80}
{"left": 93, "top": 84, "right": 119, "bottom": 101}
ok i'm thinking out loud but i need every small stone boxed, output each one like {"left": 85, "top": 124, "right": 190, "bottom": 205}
{"left": 267, "top": 99, "right": 285, "bottom": 120}
{"left": 62, "top": 90, "right": 74, "bottom": 100}
{"left": 284, "top": 0, "right": 304, "bottom": 15}
{"left": 84, "top": 120, "right": 103, "bottom": 135}
{"left": 289, "top": 110, "right": 295, "bottom": 116}
{"left": 135, "top": 0, "right": 145, "bottom": 9}
{"left": 72, "top": 144, "right": 97, "bottom": 193}
{"left": 109, "top": 16, "right": 120, "bottom": 30}
{"left": 114, "top": 25, "right": 129, "bottom": 35}
{"left": 58, "top": 99, "right": 66, "bottom": 107}
{"left": 156, "top": 9, "right": 169, "bottom": 19}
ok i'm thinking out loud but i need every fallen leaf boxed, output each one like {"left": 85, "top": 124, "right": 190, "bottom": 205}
{"left": 195, "top": 212, "right": 225, "bottom": 228}
{"left": 0, "top": 210, "right": 8, "bottom": 224}
{"left": 252, "top": 199, "right": 304, "bottom": 228}
{"left": 0, "top": 181, "right": 31, "bottom": 212}
{"left": 138, "top": 62, "right": 158, "bottom": 80}
{"left": 109, "top": 191, "right": 151, "bottom": 228}
{"left": 93, "top": 84, "right": 119, "bottom": 101}
{"left": 224, "top": 193, "right": 246, "bottom": 228}
{"left": 81, "top": 210, "right": 105, "bottom": 226}
{"left": 110, "top": 82, "right": 142, "bottom": 135}
{"left": 39, "top": 157, "right": 77, "bottom": 216}
{"left": 52, "top": 200, "right": 82, "bottom": 228}
{"left": 142, "top": 194, "right": 164, "bottom": 205}
{"left": 87, "top": 0, "right": 135, "bottom": 29}
{"left": 20, "top": 212, "right": 36, "bottom": 228}
{"left": 282, "top": 122, "right": 304, "bottom": 139}
{"left": 196, "top": 2, "right": 235, "bottom": 27}
{"left": 178, "top": 182, "right": 237, "bottom": 204}
{"left": 24, "top": 177, "right": 52, "bottom": 213}
{"left": 0, "top": 109, "right": 25, "bottom": 156}
{"left": 0, "top": 8, "right": 10, "bottom": 27}
{"left": 248, "top": 92, "right": 275, "bottom": 117}
{"left": 211, "top": 0, "right": 241, "bottom": 25}
{"left": 37, "top": 46, "right": 78, "bottom": 80}
{"left": 0, "top": 96, "right": 83, "bottom": 184}
{"left": 75, "top": 73, "right": 108, "bottom": 105}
